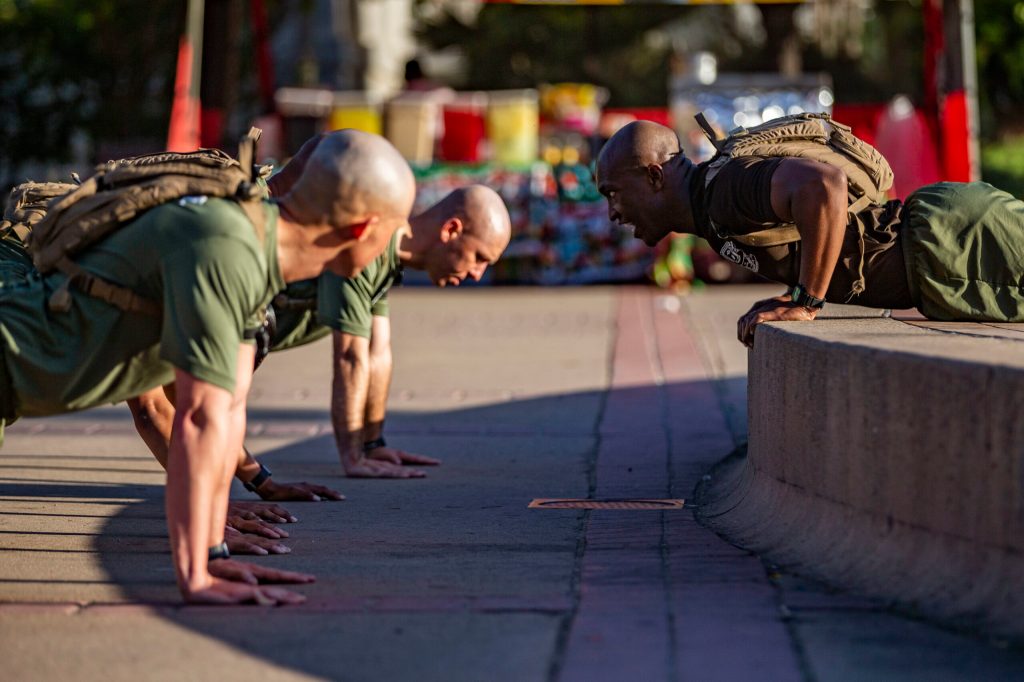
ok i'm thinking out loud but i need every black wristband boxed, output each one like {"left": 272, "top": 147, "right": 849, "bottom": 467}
{"left": 208, "top": 541, "right": 231, "bottom": 562}
{"left": 243, "top": 461, "right": 273, "bottom": 493}
{"left": 790, "top": 284, "right": 825, "bottom": 310}
{"left": 363, "top": 437, "right": 387, "bottom": 452}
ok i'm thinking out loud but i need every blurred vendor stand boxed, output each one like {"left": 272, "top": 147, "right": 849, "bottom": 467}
{"left": 275, "top": 84, "right": 652, "bottom": 285}
{"left": 271, "top": 75, "right": 834, "bottom": 288}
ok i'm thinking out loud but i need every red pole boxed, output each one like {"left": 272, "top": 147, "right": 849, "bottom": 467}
{"left": 923, "top": 0, "right": 980, "bottom": 181}
{"left": 167, "top": 0, "right": 205, "bottom": 151}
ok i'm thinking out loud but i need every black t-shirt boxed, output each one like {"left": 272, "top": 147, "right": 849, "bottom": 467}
{"left": 690, "top": 156, "right": 913, "bottom": 309}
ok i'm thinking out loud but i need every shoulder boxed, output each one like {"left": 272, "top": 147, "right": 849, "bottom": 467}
{"left": 155, "top": 198, "right": 267, "bottom": 260}
{"left": 149, "top": 197, "right": 265, "bottom": 239}
{"left": 710, "top": 156, "right": 784, "bottom": 187}
{"left": 770, "top": 157, "right": 847, "bottom": 190}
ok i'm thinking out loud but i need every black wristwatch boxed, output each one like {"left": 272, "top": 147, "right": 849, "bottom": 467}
{"left": 208, "top": 541, "right": 231, "bottom": 562}
{"left": 789, "top": 284, "right": 826, "bottom": 310}
{"left": 363, "top": 437, "right": 387, "bottom": 452}
{"left": 243, "top": 461, "right": 273, "bottom": 493}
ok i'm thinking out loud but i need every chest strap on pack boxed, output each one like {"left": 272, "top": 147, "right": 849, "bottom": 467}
{"left": 48, "top": 256, "right": 161, "bottom": 316}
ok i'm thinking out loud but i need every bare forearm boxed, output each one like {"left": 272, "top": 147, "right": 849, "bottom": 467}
{"left": 331, "top": 333, "right": 371, "bottom": 469}
{"left": 793, "top": 178, "right": 848, "bottom": 299}
{"left": 364, "top": 349, "right": 391, "bottom": 442}
{"left": 166, "top": 406, "right": 232, "bottom": 594}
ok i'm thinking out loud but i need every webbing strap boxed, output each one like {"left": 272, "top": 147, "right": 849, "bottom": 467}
{"left": 729, "top": 224, "right": 801, "bottom": 248}
{"left": 0, "top": 221, "right": 30, "bottom": 244}
{"left": 237, "top": 127, "right": 262, "bottom": 184}
{"left": 49, "top": 257, "right": 161, "bottom": 317}
{"left": 11, "top": 223, "right": 30, "bottom": 243}
{"left": 238, "top": 200, "right": 266, "bottom": 247}
{"left": 272, "top": 292, "right": 317, "bottom": 312}
{"left": 695, "top": 112, "right": 724, "bottom": 153}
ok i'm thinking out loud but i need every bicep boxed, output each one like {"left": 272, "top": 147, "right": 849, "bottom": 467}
{"left": 769, "top": 159, "right": 847, "bottom": 224}
{"left": 318, "top": 272, "right": 374, "bottom": 338}
{"left": 160, "top": 241, "right": 262, "bottom": 392}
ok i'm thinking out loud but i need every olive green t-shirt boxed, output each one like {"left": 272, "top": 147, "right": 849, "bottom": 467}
{"left": 0, "top": 197, "right": 283, "bottom": 417}
{"left": 271, "top": 231, "right": 401, "bottom": 351}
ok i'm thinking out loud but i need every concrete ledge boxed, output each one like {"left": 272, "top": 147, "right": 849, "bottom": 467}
{"left": 697, "top": 317, "right": 1024, "bottom": 640}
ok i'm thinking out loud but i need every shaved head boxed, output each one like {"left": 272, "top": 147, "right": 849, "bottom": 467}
{"left": 279, "top": 129, "right": 415, "bottom": 278}
{"left": 597, "top": 120, "right": 682, "bottom": 177}
{"left": 442, "top": 184, "right": 511, "bottom": 252}
{"left": 409, "top": 184, "right": 511, "bottom": 287}
{"left": 288, "top": 129, "right": 415, "bottom": 227}
{"left": 595, "top": 121, "right": 694, "bottom": 248}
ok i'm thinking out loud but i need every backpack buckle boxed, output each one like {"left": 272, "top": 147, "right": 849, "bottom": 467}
{"left": 48, "top": 279, "right": 73, "bottom": 313}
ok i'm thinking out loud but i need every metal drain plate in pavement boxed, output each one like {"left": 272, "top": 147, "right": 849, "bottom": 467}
{"left": 528, "top": 498, "right": 685, "bottom": 510}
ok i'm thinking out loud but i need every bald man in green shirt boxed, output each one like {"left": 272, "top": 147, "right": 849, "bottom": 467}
{"left": 127, "top": 184, "right": 511, "bottom": 556}
{"left": 0, "top": 130, "right": 415, "bottom": 604}
{"left": 269, "top": 184, "right": 511, "bottom": 480}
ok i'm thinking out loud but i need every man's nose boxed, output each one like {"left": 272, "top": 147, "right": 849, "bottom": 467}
{"left": 608, "top": 204, "right": 620, "bottom": 222}
{"left": 469, "top": 264, "right": 487, "bottom": 281}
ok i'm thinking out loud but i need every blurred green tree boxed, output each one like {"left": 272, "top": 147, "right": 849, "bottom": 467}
{"left": 0, "top": 0, "right": 182, "bottom": 167}
{"left": 416, "top": 4, "right": 699, "bottom": 107}
{"left": 975, "top": 0, "right": 1024, "bottom": 138}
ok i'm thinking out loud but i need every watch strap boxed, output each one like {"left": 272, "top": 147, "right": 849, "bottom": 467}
{"left": 243, "top": 461, "right": 272, "bottom": 492}
{"left": 790, "top": 284, "right": 825, "bottom": 309}
{"left": 208, "top": 541, "right": 231, "bottom": 562}
{"left": 363, "top": 437, "right": 387, "bottom": 452}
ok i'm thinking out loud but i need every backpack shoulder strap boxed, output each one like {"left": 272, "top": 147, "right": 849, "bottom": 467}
{"left": 695, "top": 112, "right": 725, "bottom": 153}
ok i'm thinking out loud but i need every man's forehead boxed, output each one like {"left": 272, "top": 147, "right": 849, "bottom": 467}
{"left": 463, "top": 231, "right": 504, "bottom": 260}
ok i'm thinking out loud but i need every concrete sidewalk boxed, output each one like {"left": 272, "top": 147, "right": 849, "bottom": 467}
{"left": 1, "top": 286, "right": 1022, "bottom": 681}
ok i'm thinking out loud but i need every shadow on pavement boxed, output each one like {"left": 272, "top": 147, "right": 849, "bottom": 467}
{"left": 3, "top": 378, "right": 747, "bottom": 679}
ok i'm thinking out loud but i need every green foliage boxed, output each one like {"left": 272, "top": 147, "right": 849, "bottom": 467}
{"left": 0, "top": 0, "right": 182, "bottom": 165}
{"left": 975, "top": 0, "right": 1024, "bottom": 137}
{"left": 417, "top": 4, "right": 696, "bottom": 107}
{"left": 981, "top": 136, "right": 1024, "bottom": 197}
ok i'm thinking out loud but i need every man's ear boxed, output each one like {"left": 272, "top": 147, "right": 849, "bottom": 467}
{"left": 440, "top": 217, "right": 463, "bottom": 243}
{"left": 348, "top": 215, "right": 379, "bottom": 242}
{"left": 646, "top": 164, "right": 665, "bottom": 190}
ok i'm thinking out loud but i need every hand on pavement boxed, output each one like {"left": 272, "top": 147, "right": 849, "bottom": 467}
{"left": 737, "top": 297, "right": 818, "bottom": 348}
{"left": 343, "top": 456, "right": 426, "bottom": 479}
{"left": 224, "top": 526, "right": 291, "bottom": 555}
{"left": 226, "top": 514, "right": 290, "bottom": 539}
{"left": 227, "top": 500, "right": 298, "bottom": 524}
{"left": 207, "top": 558, "right": 315, "bottom": 586}
{"left": 256, "top": 478, "right": 346, "bottom": 502}
{"left": 367, "top": 446, "right": 441, "bottom": 467}
{"left": 184, "top": 577, "right": 307, "bottom": 606}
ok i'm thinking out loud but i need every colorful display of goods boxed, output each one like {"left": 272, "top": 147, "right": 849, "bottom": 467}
{"left": 412, "top": 162, "right": 651, "bottom": 285}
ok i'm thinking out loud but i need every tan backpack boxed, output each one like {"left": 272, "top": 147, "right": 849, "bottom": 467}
{"left": 696, "top": 111, "right": 894, "bottom": 295}
{"left": 0, "top": 181, "right": 78, "bottom": 244}
{"left": 9, "top": 129, "right": 269, "bottom": 316}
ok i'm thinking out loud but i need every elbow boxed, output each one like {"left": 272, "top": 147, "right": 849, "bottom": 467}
{"left": 334, "top": 346, "right": 370, "bottom": 388}
{"left": 333, "top": 333, "right": 370, "bottom": 376}
{"left": 337, "top": 345, "right": 369, "bottom": 370}
{"left": 802, "top": 165, "right": 848, "bottom": 214}
{"left": 129, "top": 393, "right": 173, "bottom": 430}
{"left": 368, "top": 344, "right": 392, "bottom": 372}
